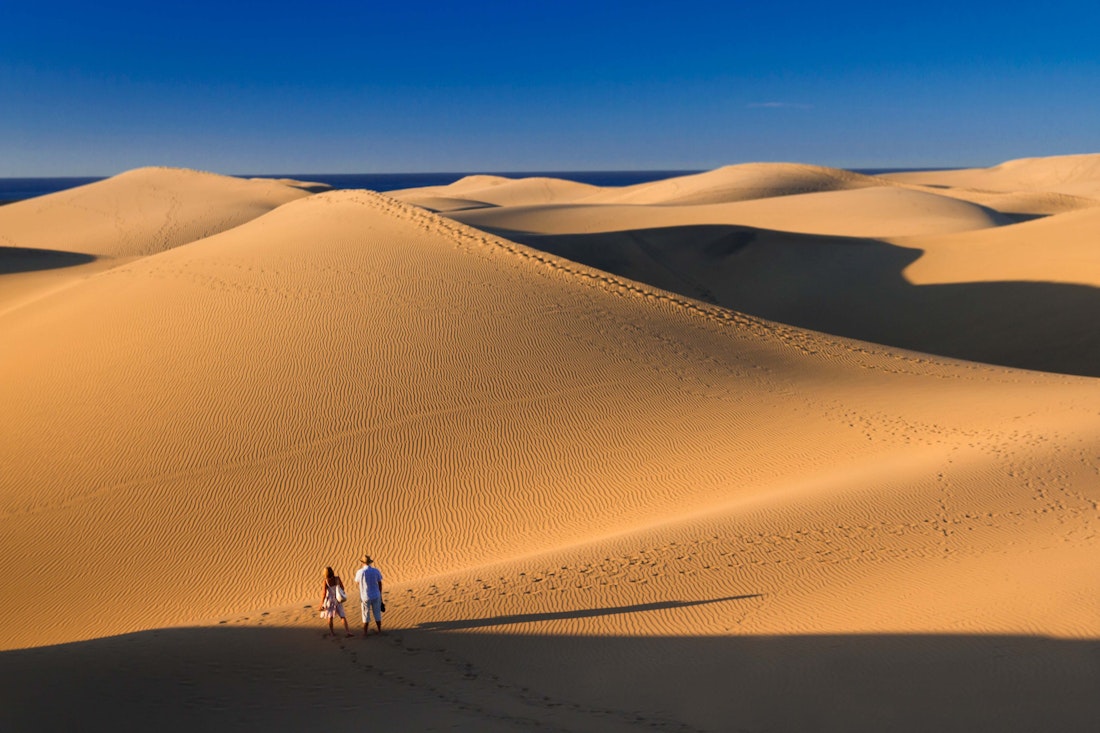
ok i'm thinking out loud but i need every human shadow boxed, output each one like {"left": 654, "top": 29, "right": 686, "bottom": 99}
{"left": 484, "top": 223, "right": 1100, "bottom": 377}
{"left": 0, "top": 246, "right": 96, "bottom": 275}
{"left": 417, "top": 594, "right": 761, "bottom": 630}
{"left": 2, "top": 626, "right": 1098, "bottom": 732}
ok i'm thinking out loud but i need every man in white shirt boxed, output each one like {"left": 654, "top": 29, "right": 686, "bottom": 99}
{"left": 354, "top": 554, "right": 384, "bottom": 637}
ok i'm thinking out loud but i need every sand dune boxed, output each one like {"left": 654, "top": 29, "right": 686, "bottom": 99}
{"left": 577, "top": 163, "right": 887, "bottom": 205}
{"left": 452, "top": 186, "right": 1009, "bottom": 238}
{"left": 8, "top": 188, "right": 1031, "bottom": 650}
{"left": 252, "top": 176, "right": 333, "bottom": 194}
{"left": 0, "top": 167, "right": 325, "bottom": 314}
{"left": 390, "top": 175, "right": 600, "bottom": 207}
{"left": 392, "top": 194, "right": 497, "bottom": 213}
{"left": 898, "top": 204, "right": 1100, "bottom": 286}
{"left": 884, "top": 153, "right": 1100, "bottom": 198}
{"left": 396, "top": 161, "right": 1100, "bottom": 218}
{"left": 0, "top": 167, "right": 324, "bottom": 258}
{"left": 427, "top": 161, "right": 1099, "bottom": 376}
{"left": 391, "top": 163, "right": 887, "bottom": 209}
{"left": 2, "top": 161, "right": 1099, "bottom": 731}
{"left": 465, "top": 222, "right": 1100, "bottom": 376}
{"left": 920, "top": 187, "right": 1100, "bottom": 217}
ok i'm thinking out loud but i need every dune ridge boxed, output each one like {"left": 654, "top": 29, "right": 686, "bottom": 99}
{"left": 390, "top": 163, "right": 891, "bottom": 211}
{"left": 421, "top": 156, "right": 1100, "bottom": 376}
{"left": 0, "top": 167, "right": 327, "bottom": 314}
{"left": 391, "top": 158, "right": 1100, "bottom": 217}
{"left": 884, "top": 153, "right": 1100, "bottom": 198}
{"left": 897, "top": 203, "right": 1100, "bottom": 286}
{"left": 451, "top": 186, "right": 1009, "bottom": 238}
{"left": 391, "top": 175, "right": 601, "bottom": 208}
{"left": 577, "top": 163, "right": 888, "bottom": 205}
{"left": 0, "top": 166, "right": 326, "bottom": 258}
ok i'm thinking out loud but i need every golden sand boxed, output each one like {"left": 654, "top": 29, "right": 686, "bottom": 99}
{"left": 2, "top": 159, "right": 1098, "bottom": 731}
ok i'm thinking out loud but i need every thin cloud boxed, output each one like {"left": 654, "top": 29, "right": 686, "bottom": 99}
{"left": 746, "top": 102, "right": 814, "bottom": 109}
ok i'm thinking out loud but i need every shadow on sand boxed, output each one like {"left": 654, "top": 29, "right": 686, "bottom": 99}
{"left": 490, "top": 224, "right": 1100, "bottom": 377}
{"left": 0, "top": 246, "right": 96, "bottom": 275}
{"left": 2, "top": 624, "right": 1097, "bottom": 732}
{"left": 417, "top": 595, "right": 761, "bottom": 631}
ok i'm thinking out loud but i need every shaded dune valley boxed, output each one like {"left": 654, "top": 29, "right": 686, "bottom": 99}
{"left": 2, "top": 159, "right": 1100, "bottom": 732}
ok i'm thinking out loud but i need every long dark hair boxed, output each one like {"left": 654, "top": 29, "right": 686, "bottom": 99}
{"left": 325, "top": 566, "right": 335, "bottom": 582}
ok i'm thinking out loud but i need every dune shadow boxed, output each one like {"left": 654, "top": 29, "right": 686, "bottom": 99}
{"left": 417, "top": 595, "right": 760, "bottom": 630}
{"left": 490, "top": 224, "right": 1100, "bottom": 377}
{"left": 0, "top": 246, "right": 96, "bottom": 275}
{"left": 285, "top": 182, "right": 333, "bottom": 194}
{"left": 2, "top": 626, "right": 1098, "bottom": 732}
{"left": 1003, "top": 212, "right": 1049, "bottom": 224}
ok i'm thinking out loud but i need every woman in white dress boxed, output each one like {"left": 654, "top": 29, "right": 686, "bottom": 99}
{"left": 319, "top": 566, "right": 352, "bottom": 637}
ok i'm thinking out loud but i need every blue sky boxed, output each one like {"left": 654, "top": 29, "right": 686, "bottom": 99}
{"left": 2, "top": 0, "right": 1098, "bottom": 175}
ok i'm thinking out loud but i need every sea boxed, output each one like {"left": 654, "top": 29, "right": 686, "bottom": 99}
{"left": 0, "top": 168, "right": 942, "bottom": 205}
{"left": 0, "top": 171, "right": 700, "bottom": 204}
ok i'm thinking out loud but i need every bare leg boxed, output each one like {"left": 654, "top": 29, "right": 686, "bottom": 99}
{"left": 343, "top": 616, "right": 353, "bottom": 637}
{"left": 328, "top": 617, "right": 335, "bottom": 636}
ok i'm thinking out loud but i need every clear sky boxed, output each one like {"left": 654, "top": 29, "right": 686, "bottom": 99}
{"left": 2, "top": 0, "right": 1098, "bottom": 176}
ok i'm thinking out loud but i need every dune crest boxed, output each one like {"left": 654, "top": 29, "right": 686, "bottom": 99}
{"left": 405, "top": 156, "right": 1100, "bottom": 375}
{"left": 0, "top": 166, "right": 326, "bottom": 258}
{"left": 452, "top": 186, "right": 1008, "bottom": 238}
{"left": 577, "top": 163, "right": 887, "bottom": 205}
{"left": 391, "top": 175, "right": 600, "bottom": 207}
{"left": 898, "top": 204, "right": 1100, "bottom": 287}
{"left": 0, "top": 167, "right": 327, "bottom": 313}
{"left": 884, "top": 153, "right": 1100, "bottom": 198}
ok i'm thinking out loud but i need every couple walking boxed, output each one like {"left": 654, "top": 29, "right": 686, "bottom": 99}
{"left": 320, "top": 555, "right": 384, "bottom": 638}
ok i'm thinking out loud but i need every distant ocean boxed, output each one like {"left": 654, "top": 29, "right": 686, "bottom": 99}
{"left": 0, "top": 168, "right": 945, "bottom": 204}
{"left": 0, "top": 171, "right": 701, "bottom": 204}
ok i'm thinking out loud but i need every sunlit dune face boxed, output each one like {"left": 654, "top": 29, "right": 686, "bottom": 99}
{"left": 2, "top": 161, "right": 1099, "bottom": 732}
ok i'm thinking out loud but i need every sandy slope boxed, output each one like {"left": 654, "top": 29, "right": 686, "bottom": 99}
{"left": 393, "top": 194, "right": 498, "bottom": 213}
{"left": 391, "top": 163, "right": 889, "bottom": 210}
{"left": 0, "top": 167, "right": 324, "bottom": 258}
{"left": 2, "top": 165, "right": 1099, "bottom": 732}
{"left": 9, "top": 188, "right": 1036, "bottom": 650}
{"left": 391, "top": 174, "right": 600, "bottom": 207}
{"left": 920, "top": 188, "right": 1100, "bottom": 217}
{"left": 393, "top": 159, "right": 1100, "bottom": 217}
{"left": 433, "top": 162, "right": 1100, "bottom": 376}
{"left": 452, "top": 186, "right": 1009, "bottom": 238}
{"left": 897, "top": 204, "right": 1100, "bottom": 287}
{"left": 579, "top": 163, "right": 889, "bottom": 205}
{"left": 0, "top": 167, "right": 324, "bottom": 314}
{"left": 884, "top": 153, "right": 1100, "bottom": 199}
{"left": 473, "top": 220, "right": 1100, "bottom": 377}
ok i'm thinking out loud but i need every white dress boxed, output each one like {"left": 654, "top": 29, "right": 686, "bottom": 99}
{"left": 320, "top": 581, "right": 345, "bottom": 619}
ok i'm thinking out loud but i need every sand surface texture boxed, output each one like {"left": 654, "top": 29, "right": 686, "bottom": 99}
{"left": 432, "top": 157, "right": 1100, "bottom": 378}
{"left": 0, "top": 167, "right": 325, "bottom": 315}
{"left": 2, "top": 162, "right": 1098, "bottom": 732}
{"left": 884, "top": 153, "right": 1100, "bottom": 198}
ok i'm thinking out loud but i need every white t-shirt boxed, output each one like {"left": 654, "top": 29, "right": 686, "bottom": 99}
{"left": 355, "top": 565, "right": 383, "bottom": 600}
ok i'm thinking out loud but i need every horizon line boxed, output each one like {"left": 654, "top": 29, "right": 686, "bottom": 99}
{"left": 0, "top": 165, "right": 971, "bottom": 181}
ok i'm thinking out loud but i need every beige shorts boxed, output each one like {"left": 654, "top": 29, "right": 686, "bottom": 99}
{"left": 361, "top": 597, "right": 382, "bottom": 623}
